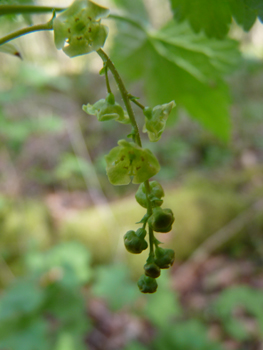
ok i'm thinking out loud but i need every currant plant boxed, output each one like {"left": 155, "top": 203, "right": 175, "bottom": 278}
{"left": 0, "top": 0, "right": 176, "bottom": 293}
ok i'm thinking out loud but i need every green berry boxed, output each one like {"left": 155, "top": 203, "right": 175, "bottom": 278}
{"left": 137, "top": 275, "right": 158, "bottom": 293}
{"left": 148, "top": 207, "right": 174, "bottom": 233}
{"left": 144, "top": 262, "right": 161, "bottom": 278}
{"left": 136, "top": 228, "right": 147, "bottom": 239}
{"left": 124, "top": 230, "right": 148, "bottom": 254}
{"left": 154, "top": 247, "right": 175, "bottom": 269}
{"left": 135, "top": 181, "right": 164, "bottom": 208}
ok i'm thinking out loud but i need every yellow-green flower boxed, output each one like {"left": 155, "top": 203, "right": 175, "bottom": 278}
{"left": 53, "top": 0, "right": 109, "bottom": 57}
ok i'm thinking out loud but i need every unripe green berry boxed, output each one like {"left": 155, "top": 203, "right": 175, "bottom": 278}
{"left": 144, "top": 262, "right": 161, "bottom": 278}
{"left": 148, "top": 207, "right": 174, "bottom": 233}
{"left": 106, "top": 92, "right": 115, "bottom": 105}
{"left": 154, "top": 247, "right": 175, "bottom": 269}
{"left": 136, "top": 228, "right": 147, "bottom": 239}
{"left": 135, "top": 181, "right": 164, "bottom": 208}
{"left": 137, "top": 275, "right": 158, "bottom": 293}
{"left": 124, "top": 230, "right": 148, "bottom": 254}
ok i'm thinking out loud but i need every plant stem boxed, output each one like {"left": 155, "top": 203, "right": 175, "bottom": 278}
{"left": 96, "top": 48, "right": 155, "bottom": 257}
{"left": 97, "top": 48, "right": 142, "bottom": 146}
{"left": 104, "top": 66, "right": 112, "bottom": 94}
{"left": 128, "top": 95, "right": 146, "bottom": 110}
{"left": 0, "top": 20, "right": 53, "bottom": 46}
{"left": 0, "top": 5, "right": 65, "bottom": 16}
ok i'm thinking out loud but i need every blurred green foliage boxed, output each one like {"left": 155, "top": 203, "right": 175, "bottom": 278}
{"left": 1, "top": 242, "right": 263, "bottom": 349}
{"left": 0, "top": 1, "right": 263, "bottom": 349}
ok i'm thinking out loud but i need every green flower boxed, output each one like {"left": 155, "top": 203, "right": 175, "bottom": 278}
{"left": 105, "top": 140, "right": 160, "bottom": 185}
{"left": 143, "top": 101, "right": 176, "bottom": 142}
{"left": 83, "top": 93, "right": 130, "bottom": 124}
{"left": 53, "top": 0, "right": 109, "bottom": 57}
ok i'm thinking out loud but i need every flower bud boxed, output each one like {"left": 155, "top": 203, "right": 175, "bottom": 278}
{"left": 148, "top": 207, "right": 174, "bottom": 233}
{"left": 144, "top": 262, "right": 161, "bottom": 278}
{"left": 154, "top": 247, "right": 175, "bottom": 269}
{"left": 135, "top": 181, "right": 164, "bottom": 208}
{"left": 136, "top": 228, "right": 147, "bottom": 239}
{"left": 137, "top": 275, "right": 158, "bottom": 293}
{"left": 124, "top": 230, "right": 148, "bottom": 254}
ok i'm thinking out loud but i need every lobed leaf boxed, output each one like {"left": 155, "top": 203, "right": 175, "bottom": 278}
{"left": 110, "top": 19, "right": 240, "bottom": 140}
{"left": 169, "top": 0, "right": 263, "bottom": 38}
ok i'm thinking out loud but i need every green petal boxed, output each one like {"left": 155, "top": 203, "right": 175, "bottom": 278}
{"left": 105, "top": 140, "right": 160, "bottom": 186}
{"left": 53, "top": 18, "right": 68, "bottom": 49}
{"left": 143, "top": 101, "right": 176, "bottom": 142}
{"left": 83, "top": 94, "right": 130, "bottom": 123}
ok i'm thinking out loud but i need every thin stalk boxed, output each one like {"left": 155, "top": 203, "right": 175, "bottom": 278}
{"left": 96, "top": 48, "right": 155, "bottom": 257}
{"left": 128, "top": 95, "right": 146, "bottom": 110}
{"left": 144, "top": 180, "right": 154, "bottom": 256}
{"left": 97, "top": 48, "right": 142, "bottom": 146}
{"left": 0, "top": 20, "right": 53, "bottom": 46}
{"left": 104, "top": 66, "right": 112, "bottom": 94}
{"left": 0, "top": 5, "right": 65, "bottom": 16}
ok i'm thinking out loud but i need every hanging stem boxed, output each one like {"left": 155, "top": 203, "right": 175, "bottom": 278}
{"left": 104, "top": 66, "right": 112, "bottom": 94}
{"left": 128, "top": 94, "right": 146, "bottom": 110}
{"left": 0, "top": 18, "right": 54, "bottom": 46}
{"left": 0, "top": 5, "right": 64, "bottom": 16}
{"left": 97, "top": 48, "right": 141, "bottom": 146}
{"left": 96, "top": 48, "right": 155, "bottom": 257}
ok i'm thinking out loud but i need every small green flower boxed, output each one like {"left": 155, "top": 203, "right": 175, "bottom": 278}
{"left": 143, "top": 101, "right": 176, "bottom": 142}
{"left": 105, "top": 140, "right": 160, "bottom": 185}
{"left": 83, "top": 93, "right": 130, "bottom": 124}
{"left": 53, "top": 0, "right": 109, "bottom": 57}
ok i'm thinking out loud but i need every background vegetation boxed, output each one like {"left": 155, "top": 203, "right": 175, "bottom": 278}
{"left": 0, "top": 0, "right": 263, "bottom": 349}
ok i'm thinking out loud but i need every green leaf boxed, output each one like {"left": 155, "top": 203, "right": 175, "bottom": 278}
{"left": 110, "top": 0, "right": 150, "bottom": 23}
{"left": 92, "top": 264, "right": 138, "bottom": 311}
{"left": 0, "top": 281, "right": 45, "bottom": 323}
{"left": 105, "top": 139, "right": 160, "bottom": 185}
{"left": 0, "top": 43, "right": 21, "bottom": 58}
{"left": 0, "top": 320, "right": 50, "bottom": 350}
{"left": 111, "top": 20, "right": 239, "bottom": 140}
{"left": 170, "top": 0, "right": 232, "bottom": 39}
{"left": 26, "top": 242, "right": 92, "bottom": 285}
{"left": 212, "top": 286, "right": 263, "bottom": 340}
{"left": 228, "top": 0, "right": 257, "bottom": 31}
{"left": 169, "top": 0, "right": 263, "bottom": 38}
{"left": 149, "top": 21, "right": 241, "bottom": 83}
{"left": 153, "top": 319, "right": 223, "bottom": 350}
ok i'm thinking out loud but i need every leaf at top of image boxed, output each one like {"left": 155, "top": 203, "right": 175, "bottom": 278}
{"left": 169, "top": 0, "right": 262, "bottom": 38}
{"left": 110, "top": 19, "right": 240, "bottom": 141}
